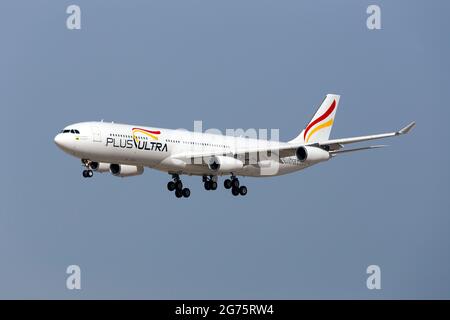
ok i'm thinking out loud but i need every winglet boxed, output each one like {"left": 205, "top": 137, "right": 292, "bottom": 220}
{"left": 397, "top": 121, "right": 416, "bottom": 135}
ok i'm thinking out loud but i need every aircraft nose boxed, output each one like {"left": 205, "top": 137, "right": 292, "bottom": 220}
{"left": 54, "top": 133, "right": 73, "bottom": 151}
{"left": 54, "top": 133, "right": 64, "bottom": 147}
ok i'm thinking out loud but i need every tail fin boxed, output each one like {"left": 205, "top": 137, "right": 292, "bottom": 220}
{"left": 289, "top": 94, "right": 340, "bottom": 144}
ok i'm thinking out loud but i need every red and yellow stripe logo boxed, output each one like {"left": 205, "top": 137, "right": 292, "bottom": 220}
{"left": 304, "top": 100, "right": 336, "bottom": 143}
{"left": 132, "top": 128, "right": 161, "bottom": 142}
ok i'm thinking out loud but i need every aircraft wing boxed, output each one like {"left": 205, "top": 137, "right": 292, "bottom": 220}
{"left": 171, "top": 122, "right": 415, "bottom": 164}
{"left": 310, "top": 121, "right": 416, "bottom": 151}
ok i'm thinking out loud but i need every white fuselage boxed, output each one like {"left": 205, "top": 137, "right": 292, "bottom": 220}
{"left": 53, "top": 94, "right": 414, "bottom": 199}
{"left": 54, "top": 121, "right": 315, "bottom": 177}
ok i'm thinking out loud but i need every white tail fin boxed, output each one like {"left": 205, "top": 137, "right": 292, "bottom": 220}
{"left": 289, "top": 94, "right": 340, "bottom": 144}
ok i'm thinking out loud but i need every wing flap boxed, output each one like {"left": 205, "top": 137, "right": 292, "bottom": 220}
{"left": 329, "top": 145, "right": 388, "bottom": 155}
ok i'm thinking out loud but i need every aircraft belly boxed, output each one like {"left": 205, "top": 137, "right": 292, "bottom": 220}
{"left": 151, "top": 161, "right": 306, "bottom": 177}
{"left": 235, "top": 163, "right": 305, "bottom": 177}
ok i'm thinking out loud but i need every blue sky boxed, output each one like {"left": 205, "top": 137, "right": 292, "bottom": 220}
{"left": 0, "top": 0, "right": 449, "bottom": 298}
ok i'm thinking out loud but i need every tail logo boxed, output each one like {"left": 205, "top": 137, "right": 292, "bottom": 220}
{"left": 304, "top": 99, "right": 336, "bottom": 143}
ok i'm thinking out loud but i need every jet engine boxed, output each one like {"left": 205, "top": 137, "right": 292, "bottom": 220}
{"left": 208, "top": 156, "right": 244, "bottom": 173}
{"left": 296, "top": 146, "right": 330, "bottom": 163}
{"left": 109, "top": 164, "right": 144, "bottom": 177}
{"left": 89, "top": 162, "right": 110, "bottom": 173}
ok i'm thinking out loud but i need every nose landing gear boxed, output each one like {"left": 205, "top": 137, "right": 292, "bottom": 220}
{"left": 81, "top": 159, "right": 94, "bottom": 178}
{"left": 82, "top": 169, "right": 93, "bottom": 178}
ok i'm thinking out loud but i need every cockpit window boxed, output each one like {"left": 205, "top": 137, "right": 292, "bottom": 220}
{"left": 61, "top": 129, "right": 80, "bottom": 134}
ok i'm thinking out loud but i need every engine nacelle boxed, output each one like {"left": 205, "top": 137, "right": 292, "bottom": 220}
{"left": 109, "top": 164, "right": 144, "bottom": 177}
{"left": 90, "top": 162, "right": 110, "bottom": 173}
{"left": 208, "top": 156, "right": 244, "bottom": 173}
{"left": 296, "top": 146, "right": 330, "bottom": 163}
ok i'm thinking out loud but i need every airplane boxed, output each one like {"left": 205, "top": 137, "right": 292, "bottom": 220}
{"left": 54, "top": 94, "right": 415, "bottom": 198}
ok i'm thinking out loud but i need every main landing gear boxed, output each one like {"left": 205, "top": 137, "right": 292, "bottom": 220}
{"left": 81, "top": 159, "right": 93, "bottom": 178}
{"left": 167, "top": 174, "right": 190, "bottom": 198}
{"left": 166, "top": 174, "right": 247, "bottom": 198}
{"left": 203, "top": 175, "right": 218, "bottom": 191}
{"left": 223, "top": 175, "right": 247, "bottom": 196}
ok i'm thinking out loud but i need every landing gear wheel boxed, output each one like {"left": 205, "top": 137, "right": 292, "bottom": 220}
{"left": 231, "top": 186, "right": 240, "bottom": 196}
{"left": 83, "top": 170, "right": 93, "bottom": 178}
{"left": 231, "top": 178, "right": 240, "bottom": 188}
{"left": 210, "top": 181, "right": 218, "bottom": 190}
{"left": 175, "top": 189, "right": 183, "bottom": 198}
{"left": 224, "top": 179, "right": 232, "bottom": 189}
{"left": 182, "top": 188, "right": 191, "bottom": 198}
{"left": 204, "top": 181, "right": 211, "bottom": 190}
{"left": 239, "top": 186, "right": 247, "bottom": 196}
{"left": 167, "top": 181, "right": 176, "bottom": 191}
{"left": 175, "top": 180, "right": 183, "bottom": 191}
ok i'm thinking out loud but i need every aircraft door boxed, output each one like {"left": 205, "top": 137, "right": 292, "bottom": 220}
{"left": 91, "top": 126, "right": 102, "bottom": 142}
